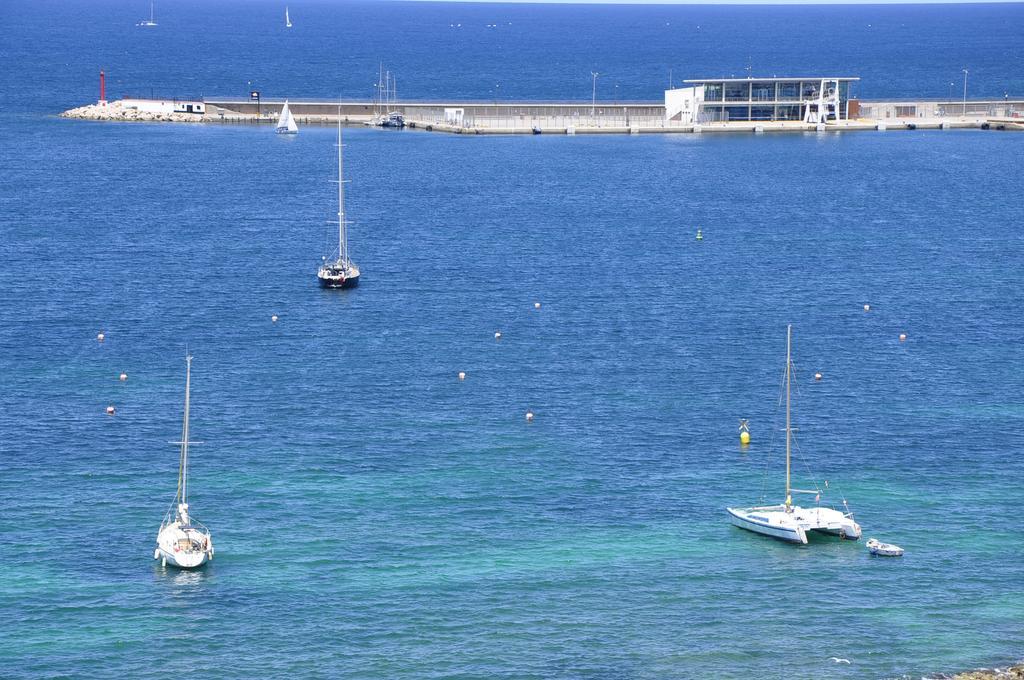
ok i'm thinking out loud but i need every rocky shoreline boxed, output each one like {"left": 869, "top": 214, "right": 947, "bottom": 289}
{"left": 60, "top": 101, "right": 204, "bottom": 123}
{"left": 939, "top": 663, "right": 1024, "bottom": 680}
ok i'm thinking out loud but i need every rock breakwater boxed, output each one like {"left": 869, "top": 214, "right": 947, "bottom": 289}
{"left": 60, "top": 101, "right": 204, "bottom": 123}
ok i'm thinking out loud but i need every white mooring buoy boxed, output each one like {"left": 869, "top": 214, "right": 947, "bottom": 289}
{"left": 458, "top": 371, "right": 466, "bottom": 381}
{"left": 271, "top": 315, "right": 279, "bottom": 323}
{"left": 97, "top": 332, "right": 105, "bottom": 342}
{"left": 106, "top": 405, "right": 116, "bottom": 415}
{"left": 863, "top": 304, "right": 871, "bottom": 312}
{"left": 494, "top": 331, "right": 502, "bottom": 340}
{"left": 814, "top": 372, "right": 822, "bottom": 381}
{"left": 525, "top": 411, "right": 534, "bottom": 422}
{"left": 534, "top": 302, "right": 541, "bottom": 310}
{"left": 119, "top": 372, "right": 128, "bottom": 382}
{"left": 899, "top": 333, "right": 907, "bottom": 342}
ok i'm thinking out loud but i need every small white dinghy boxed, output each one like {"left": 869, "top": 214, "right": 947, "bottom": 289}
{"left": 154, "top": 355, "right": 214, "bottom": 569}
{"left": 866, "top": 538, "right": 904, "bottom": 557}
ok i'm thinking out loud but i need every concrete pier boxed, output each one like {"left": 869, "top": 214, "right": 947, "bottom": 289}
{"left": 62, "top": 96, "right": 1024, "bottom": 135}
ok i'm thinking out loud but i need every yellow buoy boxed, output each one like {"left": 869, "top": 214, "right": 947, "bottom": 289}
{"left": 97, "top": 332, "right": 105, "bottom": 342}
{"left": 106, "top": 405, "right": 116, "bottom": 415}
{"left": 525, "top": 411, "right": 534, "bottom": 422}
{"left": 899, "top": 333, "right": 907, "bottom": 342}
{"left": 271, "top": 315, "right": 279, "bottom": 323}
{"left": 494, "top": 331, "right": 502, "bottom": 340}
{"left": 119, "top": 372, "right": 128, "bottom": 382}
{"left": 458, "top": 371, "right": 466, "bottom": 381}
{"left": 740, "top": 430, "right": 750, "bottom": 445}
{"left": 863, "top": 304, "right": 870, "bottom": 312}
{"left": 738, "top": 418, "right": 750, "bottom": 445}
{"left": 814, "top": 372, "right": 822, "bottom": 381}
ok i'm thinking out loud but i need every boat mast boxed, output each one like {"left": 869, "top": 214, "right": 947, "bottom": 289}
{"left": 336, "top": 120, "right": 347, "bottom": 265}
{"left": 785, "top": 324, "right": 792, "bottom": 510}
{"left": 177, "top": 354, "right": 192, "bottom": 506}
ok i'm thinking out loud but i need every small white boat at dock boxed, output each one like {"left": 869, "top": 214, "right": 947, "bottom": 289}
{"left": 727, "top": 325, "right": 862, "bottom": 545}
{"left": 866, "top": 538, "right": 904, "bottom": 556}
{"left": 154, "top": 355, "right": 214, "bottom": 569}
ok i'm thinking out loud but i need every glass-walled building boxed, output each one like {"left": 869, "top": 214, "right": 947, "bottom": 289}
{"left": 665, "top": 77, "right": 859, "bottom": 124}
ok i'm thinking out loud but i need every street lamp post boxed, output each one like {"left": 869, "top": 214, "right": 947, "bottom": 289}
{"left": 962, "top": 68, "right": 969, "bottom": 117}
{"left": 591, "top": 72, "right": 599, "bottom": 119}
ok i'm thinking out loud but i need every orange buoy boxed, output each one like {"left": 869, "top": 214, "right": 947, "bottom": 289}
{"left": 105, "top": 405, "right": 116, "bottom": 415}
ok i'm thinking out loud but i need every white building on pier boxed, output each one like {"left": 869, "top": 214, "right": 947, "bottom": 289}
{"left": 666, "top": 77, "right": 859, "bottom": 124}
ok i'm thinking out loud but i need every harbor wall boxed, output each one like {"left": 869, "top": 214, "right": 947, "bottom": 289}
{"left": 62, "top": 97, "right": 1024, "bottom": 133}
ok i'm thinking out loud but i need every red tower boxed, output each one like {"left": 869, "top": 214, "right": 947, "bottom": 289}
{"left": 99, "top": 70, "right": 107, "bottom": 105}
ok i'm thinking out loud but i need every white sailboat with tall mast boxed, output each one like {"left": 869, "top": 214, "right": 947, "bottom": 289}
{"left": 276, "top": 100, "right": 298, "bottom": 134}
{"left": 154, "top": 355, "right": 214, "bottom": 569}
{"left": 285, "top": 6, "right": 292, "bottom": 28}
{"left": 317, "top": 119, "right": 361, "bottom": 288}
{"left": 726, "top": 326, "right": 862, "bottom": 545}
{"left": 137, "top": 2, "right": 157, "bottom": 26}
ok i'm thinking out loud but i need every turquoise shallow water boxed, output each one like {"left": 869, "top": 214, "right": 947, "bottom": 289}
{"left": 2, "top": 1, "right": 1024, "bottom": 678}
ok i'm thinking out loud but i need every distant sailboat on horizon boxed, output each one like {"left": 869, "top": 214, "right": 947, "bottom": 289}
{"left": 285, "top": 6, "right": 292, "bottom": 28}
{"left": 276, "top": 100, "right": 298, "bottom": 134}
{"left": 137, "top": 2, "right": 157, "bottom": 26}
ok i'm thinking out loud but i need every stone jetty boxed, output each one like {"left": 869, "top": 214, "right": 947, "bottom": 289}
{"left": 60, "top": 101, "right": 204, "bottom": 123}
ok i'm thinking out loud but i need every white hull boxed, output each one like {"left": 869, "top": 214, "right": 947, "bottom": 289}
{"left": 156, "top": 546, "right": 212, "bottom": 569}
{"left": 728, "top": 505, "right": 861, "bottom": 545}
{"left": 155, "top": 519, "right": 214, "bottom": 569}
{"left": 866, "top": 538, "right": 904, "bottom": 556}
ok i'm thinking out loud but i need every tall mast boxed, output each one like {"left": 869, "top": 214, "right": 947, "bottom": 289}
{"left": 785, "top": 324, "right": 792, "bottom": 509}
{"left": 178, "top": 354, "right": 192, "bottom": 505}
{"left": 336, "top": 119, "right": 347, "bottom": 264}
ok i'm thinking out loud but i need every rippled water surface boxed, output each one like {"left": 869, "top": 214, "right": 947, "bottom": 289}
{"left": 1, "top": 1, "right": 1023, "bottom": 678}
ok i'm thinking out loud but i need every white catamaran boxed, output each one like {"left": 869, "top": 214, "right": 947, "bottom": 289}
{"left": 317, "top": 120, "right": 361, "bottom": 288}
{"left": 154, "top": 355, "right": 215, "bottom": 569}
{"left": 726, "top": 326, "right": 862, "bottom": 545}
{"left": 276, "top": 100, "right": 298, "bottom": 134}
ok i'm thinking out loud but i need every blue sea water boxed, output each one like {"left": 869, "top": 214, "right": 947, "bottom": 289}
{"left": 1, "top": 1, "right": 1024, "bottom": 678}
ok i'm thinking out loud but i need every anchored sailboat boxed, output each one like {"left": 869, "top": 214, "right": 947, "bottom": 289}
{"left": 276, "top": 100, "right": 298, "bottom": 134}
{"left": 317, "top": 119, "right": 361, "bottom": 288}
{"left": 367, "top": 65, "right": 405, "bottom": 128}
{"left": 154, "top": 355, "right": 214, "bottom": 569}
{"left": 137, "top": 2, "right": 157, "bottom": 26}
{"left": 285, "top": 6, "right": 292, "bottom": 28}
{"left": 726, "top": 326, "right": 861, "bottom": 544}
